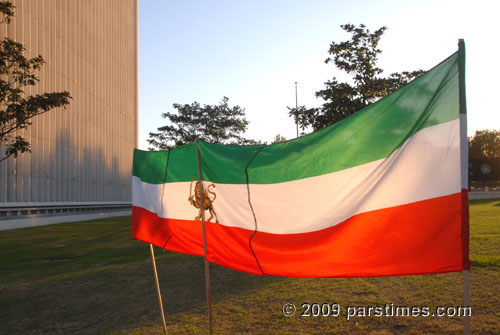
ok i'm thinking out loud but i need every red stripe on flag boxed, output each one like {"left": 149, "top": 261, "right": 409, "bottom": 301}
{"left": 132, "top": 192, "right": 466, "bottom": 277}
{"left": 461, "top": 189, "right": 471, "bottom": 270}
{"left": 132, "top": 206, "right": 262, "bottom": 275}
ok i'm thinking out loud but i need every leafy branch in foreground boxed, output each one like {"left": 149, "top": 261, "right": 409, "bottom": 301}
{"left": 0, "top": 0, "right": 71, "bottom": 162}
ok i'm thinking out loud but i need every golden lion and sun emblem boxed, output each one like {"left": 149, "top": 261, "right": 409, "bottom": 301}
{"left": 188, "top": 176, "right": 218, "bottom": 223}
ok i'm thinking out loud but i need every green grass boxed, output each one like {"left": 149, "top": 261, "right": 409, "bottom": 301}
{"left": 1, "top": 200, "right": 499, "bottom": 334}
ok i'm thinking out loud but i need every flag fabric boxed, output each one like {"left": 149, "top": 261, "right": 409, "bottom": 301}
{"left": 132, "top": 45, "right": 470, "bottom": 278}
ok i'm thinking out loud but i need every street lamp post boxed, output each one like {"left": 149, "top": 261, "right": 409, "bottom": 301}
{"left": 295, "top": 82, "right": 298, "bottom": 138}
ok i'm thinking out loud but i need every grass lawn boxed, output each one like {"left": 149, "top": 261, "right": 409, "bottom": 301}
{"left": 1, "top": 200, "right": 499, "bottom": 335}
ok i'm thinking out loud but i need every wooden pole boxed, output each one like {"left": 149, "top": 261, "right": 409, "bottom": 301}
{"left": 196, "top": 142, "right": 214, "bottom": 335}
{"left": 149, "top": 244, "right": 167, "bottom": 335}
{"left": 463, "top": 270, "right": 471, "bottom": 335}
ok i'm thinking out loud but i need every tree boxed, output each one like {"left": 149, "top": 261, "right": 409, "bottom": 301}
{"left": 148, "top": 97, "right": 255, "bottom": 150}
{"left": 468, "top": 129, "right": 500, "bottom": 159}
{"left": 293, "top": 24, "right": 424, "bottom": 131}
{"left": 287, "top": 105, "right": 317, "bottom": 136}
{"left": 272, "top": 134, "right": 286, "bottom": 144}
{"left": 0, "top": 1, "right": 71, "bottom": 162}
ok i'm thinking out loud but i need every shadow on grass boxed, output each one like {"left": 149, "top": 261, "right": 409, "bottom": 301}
{"left": 469, "top": 199, "right": 500, "bottom": 205}
{"left": 0, "top": 216, "right": 285, "bottom": 335}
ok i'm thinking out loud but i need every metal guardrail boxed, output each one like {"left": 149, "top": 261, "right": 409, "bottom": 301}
{"left": 469, "top": 191, "right": 500, "bottom": 200}
{"left": 0, "top": 203, "right": 131, "bottom": 217}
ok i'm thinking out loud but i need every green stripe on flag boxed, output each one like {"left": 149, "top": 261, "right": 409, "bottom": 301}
{"left": 134, "top": 51, "right": 460, "bottom": 185}
{"left": 133, "top": 143, "right": 199, "bottom": 184}
{"left": 132, "top": 149, "right": 169, "bottom": 184}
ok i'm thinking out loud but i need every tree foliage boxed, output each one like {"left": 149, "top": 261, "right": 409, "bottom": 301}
{"left": 287, "top": 105, "right": 317, "bottom": 136}
{"left": 271, "top": 134, "right": 286, "bottom": 144}
{"left": 469, "top": 129, "right": 500, "bottom": 159}
{"left": 148, "top": 97, "right": 254, "bottom": 150}
{"left": 0, "top": 1, "right": 71, "bottom": 162}
{"left": 292, "top": 24, "right": 424, "bottom": 131}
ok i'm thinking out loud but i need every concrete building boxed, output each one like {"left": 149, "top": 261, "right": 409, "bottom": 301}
{"left": 0, "top": 0, "right": 138, "bottom": 229}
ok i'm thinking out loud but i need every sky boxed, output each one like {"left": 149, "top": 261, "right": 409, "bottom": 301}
{"left": 138, "top": 0, "right": 499, "bottom": 149}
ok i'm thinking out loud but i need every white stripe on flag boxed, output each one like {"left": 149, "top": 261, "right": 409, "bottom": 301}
{"left": 133, "top": 118, "right": 460, "bottom": 234}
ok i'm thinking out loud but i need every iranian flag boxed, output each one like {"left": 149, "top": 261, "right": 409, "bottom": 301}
{"left": 132, "top": 43, "right": 470, "bottom": 278}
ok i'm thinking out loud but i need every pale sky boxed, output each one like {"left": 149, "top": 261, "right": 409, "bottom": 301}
{"left": 138, "top": 0, "right": 499, "bottom": 149}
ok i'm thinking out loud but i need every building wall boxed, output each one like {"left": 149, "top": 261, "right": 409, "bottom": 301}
{"left": 0, "top": 0, "right": 138, "bottom": 203}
